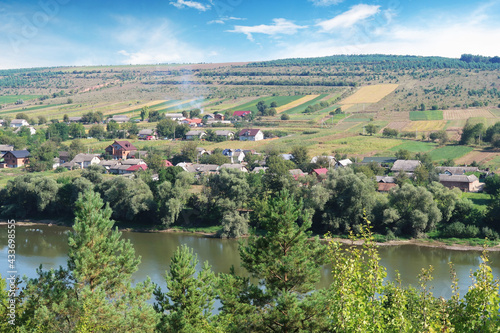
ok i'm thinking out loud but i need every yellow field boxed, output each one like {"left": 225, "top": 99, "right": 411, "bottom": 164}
{"left": 403, "top": 120, "right": 447, "bottom": 131}
{"left": 104, "top": 99, "right": 169, "bottom": 116}
{"left": 340, "top": 84, "right": 399, "bottom": 104}
{"left": 276, "top": 95, "right": 320, "bottom": 113}
{"left": 340, "top": 104, "right": 355, "bottom": 111}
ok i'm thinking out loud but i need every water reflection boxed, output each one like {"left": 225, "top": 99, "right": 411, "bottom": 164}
{"left": 1, "top": 225, "right": 499, "bottom": 299}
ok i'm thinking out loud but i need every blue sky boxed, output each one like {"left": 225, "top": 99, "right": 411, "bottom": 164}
{"left": 0, "top": 0, "right": 500, "bottom": 69}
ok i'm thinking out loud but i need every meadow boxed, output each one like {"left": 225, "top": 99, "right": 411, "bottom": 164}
{"left": 409, "top": 110, "right": 444, "bottom": 121}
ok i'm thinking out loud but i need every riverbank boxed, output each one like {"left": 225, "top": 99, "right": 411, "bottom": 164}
{"left": 2, "top": 219, "right": 500, "bottom": 252}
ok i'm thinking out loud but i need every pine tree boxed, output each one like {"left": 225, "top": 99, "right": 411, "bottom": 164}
{"left": 219, "top": 190, "right": 329, "bottom": 332}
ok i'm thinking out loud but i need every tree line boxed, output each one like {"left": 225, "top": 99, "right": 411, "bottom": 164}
{"left": 1, "top": 189, "right": 499, "bottom": 332}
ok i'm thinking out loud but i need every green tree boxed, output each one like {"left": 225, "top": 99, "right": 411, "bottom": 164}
{"left": 280, "top": 113, "right": 290, "bottom": 120}
{"left": 30, "top": 140, "right": 58, "bottom": 172}
{"left": 219, "top": 191, "right": 329, "bottom": 332}
{"left": 290, "top": 145, "right": 309, "bottom": 166}
{"left": 395, "top": 149, "right": 412, "bottom": 160}
{"left": 140, "top": 106, "right": 149, "bottom": 121}
{"left": 180, "top": 141, "right": 198, "bottom": 162}
{"left": 88, "top": 124, "right": 105, "bottom": 139}
{"left": 69, "top": 139, "right": 85, "bottom": 159}
{"left": 157, "top": 172, "right": 194, "bottom": 226}
{"left": 107, "top": 120, "right": 120, "bottom": 132}
{"left": 154, "top": 245, "right": 217, "bottom": 332}
{"left": 365, "top": 123, "right": 379, "bottom": 135}
{"left": 148, "top": 110, "right": 162, "bottom": 122}
{"left": 63, "top": 114, "right": 69, "bottom": 123}
{"left": 219, "top": 211, "right": 249, "bottom": 238}
{"left": 68, "top": 122, "right": 85, "bottom": 138}
{"left": 156, "top": 118, "right": 177, "bottom": 138}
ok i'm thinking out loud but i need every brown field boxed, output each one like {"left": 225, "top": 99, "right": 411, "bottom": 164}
{"left": 276, "top": 95, "right": 320, "bottom": 113}
{"left": 385, "top": 121, "right": 410, "bottom": 131}
{"left": 443, "top": 109, "right": 496, "bottom": 120}
{"left": 403, "top": 120, "right": 447, "bottom": 132}
{"left": 455, "top": 150, "right": 500, "bottom": 165}
{"left": 340, "top": 84, "right": 399, "bottom": 104}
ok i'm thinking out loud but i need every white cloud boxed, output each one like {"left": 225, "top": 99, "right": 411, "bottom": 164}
{"left": 317, "top": 4, "right": 380, "bottom": 32}
{"left": 208, "top": 16, "right": 245, "bottom": 24}
{"left": 228, "top": 18, "right": 307, "bottom": 41}
{"left": 169, "top": 0, "right": 211, "bottom": 12}
{"left": 308, "top": 0, "right": 344, "bottom": 6}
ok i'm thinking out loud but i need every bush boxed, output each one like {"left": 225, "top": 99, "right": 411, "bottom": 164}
{"left": 482, "top": 227, "right": 500, "bottom": 240}
{"left": 443, "top": 222, "right": 466, "bottom": 238}
{"left": 54, "top": 166, "right": 67, "bottom": 173}
{"left": 281, "top": 114, "right": 290, "bottom": 121}
{"left": 463, "top": 224, "right": 480, "bottom": 238}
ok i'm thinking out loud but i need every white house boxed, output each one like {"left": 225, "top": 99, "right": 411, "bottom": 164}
{"left": 239, "top": 129, "right": 264, "bottom": 141}
{"left": 185, "top": 130, "right": 206, "bottom": 140}
{"left": 10, "top": 119, "right": 29, "bottom": 127}
{"left": 62, "top": 153, "right": 100, "bottom": 170}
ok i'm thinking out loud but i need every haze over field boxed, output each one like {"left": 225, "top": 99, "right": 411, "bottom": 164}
{"left": 1, "top": 0, "right": 500, "bottom": 69}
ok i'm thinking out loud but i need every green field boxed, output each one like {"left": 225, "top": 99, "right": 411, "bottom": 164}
{"left": 428, "top": 145, "right": 474, "bottom": 161}
{"left": 230, "top": 95, "right": 305, "bottom": 113}
{"left": 462, "top": 192, "right": 491, "bottom": 211}
{"left": 409, "top": 110, "right": 443, "bottom": 121}
{"left": 0, "top": 95, "right": 41, "bottom": 104}
{"left": 388, "top": 140, "right": 437, "bottom": 153}
{"left": 284, "top": 95, "right": 328, "bottom": 114}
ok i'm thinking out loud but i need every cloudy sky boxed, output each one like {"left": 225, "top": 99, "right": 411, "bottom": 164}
{"left": 0, "top": 0, "right": 499, "bottom": 69}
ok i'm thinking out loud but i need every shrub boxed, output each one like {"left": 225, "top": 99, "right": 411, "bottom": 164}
{"left": 482, "top": 227, "right": 500, "bottom": 240}
{"left": 443, "top": 222, "right": 466, "bottom": 238}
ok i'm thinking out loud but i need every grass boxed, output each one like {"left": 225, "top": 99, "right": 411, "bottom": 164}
{"left": 324, "top": 136, "right": 402, "bottom": 155}
{"left": 462, "top": 192, "right": 492, "bottom": 211}
{"left": 170, "top": 225, "right": 222, "bottom": 234}
{"left": 230, "top": 95, "right": 304, "bottom": 113}
{"left": 388, "top": 140, "right": 437, "bottom": 153}
{"left": 427, "top": 145, "right": 474, "bottom": 161}
{"left": 409, "top": 110, "right": 443, "bottom": 121}
{"left": 0, "top": 95, "right": 41, "bottom": 104}
{"left": 284, "top": 94, "right": 328, "bottom": 114}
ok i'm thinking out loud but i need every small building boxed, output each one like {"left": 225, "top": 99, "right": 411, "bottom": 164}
{"left": 289, "top": 169, "right": 307, "bottom": 180}
{"left": 99, "top": 159, "right": 120, "bottom": 171}
{"left": 377, "top": 183, "right": 398, "bottom": 192}
{"left": 1, "top": 150, "right": 30, "bottom": 168}
{"left": 182, "top": 118, "right": 203, "bottom": 127}
{"left": 108, "top": 115, "right": 130, "bottom": 123}
{"left": 52, "top": 157, "right": 60, "bottom": 169}
{"left": 391, "top": 160, "right": 422, "bottom": 174}
{"left": 215, "top": 130, "right": 234, "bottom": 140}
{"left": 62, "top": 153, "right": 100, "bottom": 170}
{"left": 128, "top": 150, "right": 148, "bottom": 159}
{"left": 439, "top": 174, "right": 481, "bottom": 192}
{"left": 214, "top": 113, "right": 225, "bottom": 121}
{"left": 10, "top": 119, "right": 29, "bottom": 127}
{"left": 310, "top": 156, "right": 336, "bottom": 165}
{"left": 120, "top": 159, "right": 146, "bottom": 166}
{"left": 0, "top": 144, "right": 14, "bottom": 155}
{"left": 164, "top": 160, "right": 173, "bottom": 167}
{"left": 14, "top": 126, "right": 36, "bottom": 135}
{"left": 68, "top": 116, "right": 83, "bottom": 123}
{"left": 185, "top": 163, "right": 219, "bottom": 175}
{"left": 233, "top": 111, "right": 252, "bottom": 117}
{"left": 312, "top": 168, "right": 329, "bottom": 180}
{"left": 105, "top": 140, "right": 138, "bottom": 160}
{"left": 164, "top": 113, "right": 185, "bottom": 121}
{"left": 336, "top": 159, "right": 353, "bottom": 168}
{"left": 220, "top": 163, "right": 248, "bottom": 172}
{"left": 138, "top": 129, "right": 157, "bottom": 140}
{"left": 58, "top": 151, "right": 70, "bottom": 164}
{"left": 252, "top": 166, "right": 268, "bottom": 173}
{"left": 281, "top": 154, "right": 294, "bottom": 161}
{"left": 231, "top": 151, "right": 245, "bottom": 164}
{"left": 239, "top": 129, "right": 264, "bottom": 141}
{"left": 185, "top": 130, "right": 206, "bottom": 140}
{"left": 376, "top": 176, "right": 396, "bottom": 183}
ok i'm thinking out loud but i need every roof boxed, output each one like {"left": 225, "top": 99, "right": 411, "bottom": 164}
{"left": 376, "top": 176, "right": 396, "bottom": 183}
{"left": 112, "top": 115, "right": 129, "bottom": 119}
{"left": 59, "top": 151, "right": 70, "bottom": 158}
{"left": 138, "top": 129, "right": 154, "bottom": 135}
{"left": 391, "top": 160, "right": 421, "bottom": 172}
{"left": 4, "top": 150, "right": 30, "bottom": 158}
{"left": 281, "top": 154, "right": 294, "bottom": 161}
{"left": 127, "top": 164, "right": 148, "bottom": 172}
{"left": 215, "top": 130, "right": 234, "bottom": 136}
{"left": 0, "top": 144, "right": 14, "bottom": 152}
{"left": 313, "top": 168, "right": 329, "bottom": 175}
{"left": 289, "top": 169, "right": 306, "bottom": 176}
{"left": 164, "top": 113, "right": 184, "bottom": 118}
{"left": 187, "top": 164, "right": 219, "bottom": 173}
{"left": 439, "top": 174, "right": 479, "bottom": 183}
{"left": 337, "top": 159, "right": 353, "bottom": 167}
{"left": 120, "top": 159, "right": 145, "bottom": 165}
{"left": 164, "top": 160, "right": 173, "bottom": 167}
{"left": 68, "top": 116, "right": 82, "bottom": 121}
{"left": 436, "top": 166, "right": 479, "bottom": 175}
{"left": 220, "top": 164, "right": 248, "bottom": 172}
{"left": 233, "top": 111, "right": 252, "bottom": 117}
{"left": 239, "top": 128, "right": 262, "bottom": 137}
{"left": 378, "top": 183, "right": 398, "bottom": 192}
{"left": 362, "top": 157, "right": 397, "bottom": 164}
{"left": 113, "top": 141, "right": 137, "bottom": 151}
{"left": 186, "top": 130, "right": 205, "bottom": 136}
{"left": 252, "top": 167, "right": 268, "bottom": 173}
{"left": 99, "top": 160, "right": 120, "bottom": 167}
{"left": 11, "top": 119, "right": 28, "bottom": 124}
{"left": 310, "top": 156, "right": 336, "bottom": 164}
{"left": 184, "top": 118, "right": 202, "bottom": 124}
{"left": 72, "top": 153, "right": 100, "bottom": 163}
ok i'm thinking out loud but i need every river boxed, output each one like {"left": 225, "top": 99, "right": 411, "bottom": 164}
{"left": 1, "top": 225, "right": 499, "bottom": 299}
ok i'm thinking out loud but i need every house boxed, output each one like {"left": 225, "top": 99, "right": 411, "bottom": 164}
{"left": 52, "top": 157, "right": 60, "bottom": 169}
{"left": 239, "top": 129, "right": 264, "bottom": 141}
{"left": 108, "top": 115, "right": 130, "bottom": 123}
{"left": 120, "top": 159, "right": 146, "bottom": 166}
{"left": 215, "top": 130, "right": 234, "bottom": 140}
{"left": 109, "top": 163, "right": 147, "bottom": 175}
{"left": 0, "top": 145, "right": 14, "bottom": 155}
{"left": 105, "top": 140, "right": 137, "bottom": 159}
{"left": 312, "top": 168, "right": 328, "bottom": 180}
{"left": 138, "top": 129, "right": 157, "bottom": 140}
{"left": 58, "top": 151, "right": 70, "bottom": 164}
{"left": 336, "top": 159, "right": 353, "bottom": 168}
{"left": 289, "top": 169, "right": 307, "bottom": 180}
{"left": 164, "top": 113, "right": 185, "bottom": 121}
{"left": 0, "top": 119, "right": 4, "bottom": 126}
{"left": 61, "top": 153, "right": 100, "bottom": 170}
{"left": 10, "top": 119, "right": 29, "bottom": 127}
{"left": 185, "top": 163, "right": 219, "bottom": 175}
{"left": 214, "top": 113, "right": 225, "bottom": 121}
{"left": 439, "top": 174, "right": 481, "bottom": 192}
{"left": 391, "top": 160, "right": 422, "bottom": 174}
{"left": 310, "top": 156, "right": 336, "bottom": 166}
{"left": 14, "top": 126, "right": 36, "bottom": 135}
{"left": 252, "top": 166, "right": 268, "bottom": 173}
{"left": 185, "top": 130, "right": 206, "bottom": 140}
{"left": 128, "top": 150, "right": 148, "bottom": 159}
{"left": 281, "top": 154, "right": 294, "bottom": 161}
{"left": 68, "top": 116, "right": 83, "bottom": 123}
{"left": 233, "top": 111, "right": 252, "bottom": 117}
{"left": 376, "top": 176, "right": 396, "bottom": 183}
{"left": 231, "top": 151, "right": 245, "bottom": 164}
{"left": 436, "top": 166, "right": 480, "bottom": 175}
{"left": 203, "top": 114, "right": 215, "bottom": 120}
{"left": 1, "top": 150, "right": 30, "bottom": 168}
{"left": 99, "top": 159, "right": 120, "bottom": 171}
{"left": 182, "top": 118, "right": 203, "bottom": 127}
{"left": 377, "top": 183, "right": 398, "bottom": 192}
{"left": 164, "top": 160, "right": 173, "bottom": 167}
{"left": 220, "top": 164, "right": 248, "bottom": 172}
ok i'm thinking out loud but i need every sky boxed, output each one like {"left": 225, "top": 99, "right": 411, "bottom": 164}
{"left": 0, "top": 0, "right": 500, "bottom": 69}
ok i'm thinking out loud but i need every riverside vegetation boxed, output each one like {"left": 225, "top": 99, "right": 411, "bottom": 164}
{"left": 1, "top": 190, "right": 499, "bottom": 332}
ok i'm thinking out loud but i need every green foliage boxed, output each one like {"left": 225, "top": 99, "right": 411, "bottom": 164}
{"left": 409, "top": 110, "right": 443, "bottom": 121}
{"left": 219, "top": 211, "right": 249, "bottom": 238}
{"left": 154, "top": 245, "right": 217, "bottom": 332}
{"left": 157, "top": 172, "right": 194, "bottom": 226}
{"left": 365, "top": 123, "right": 379, "bottom": 135}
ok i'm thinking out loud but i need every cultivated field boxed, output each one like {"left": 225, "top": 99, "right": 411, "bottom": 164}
{"left": 443, "top": 109, "right": 495, "bottom": 120}
{"left": 276, "top": 95, "right": 319, "bottom": 113}
{"left": 409, "top": 111, "right": 443, "bottom": 121}
{"left": 340, "top": 84, "right": 399, "bottom": 104}
{"left": 403, "top": 121, "right": 447, "bottom": 132}
{"left": 427, "top": 146, "right": 474, "bottom": 161}
{"left": 385, "top": 121, "right": 411, "bottom": 131}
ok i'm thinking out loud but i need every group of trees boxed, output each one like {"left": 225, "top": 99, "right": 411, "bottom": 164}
{"left": 460, "top": 120, "right": 500, "bottom": 147}
{"left": 2, "top": 189, "right": 499, "bottom": 332}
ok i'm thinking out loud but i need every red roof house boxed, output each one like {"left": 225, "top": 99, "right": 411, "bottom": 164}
{"left": 105, "top": 140, "right": 137, "bottom": 160}
{"left": 127, "top": 164, "right": 148, "bottom": 172}
{"left": 164, "top": 160, "right": 173, "bottom": 167}
{"left": 312, "top": 168, "right": 328, "bottom": 180}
